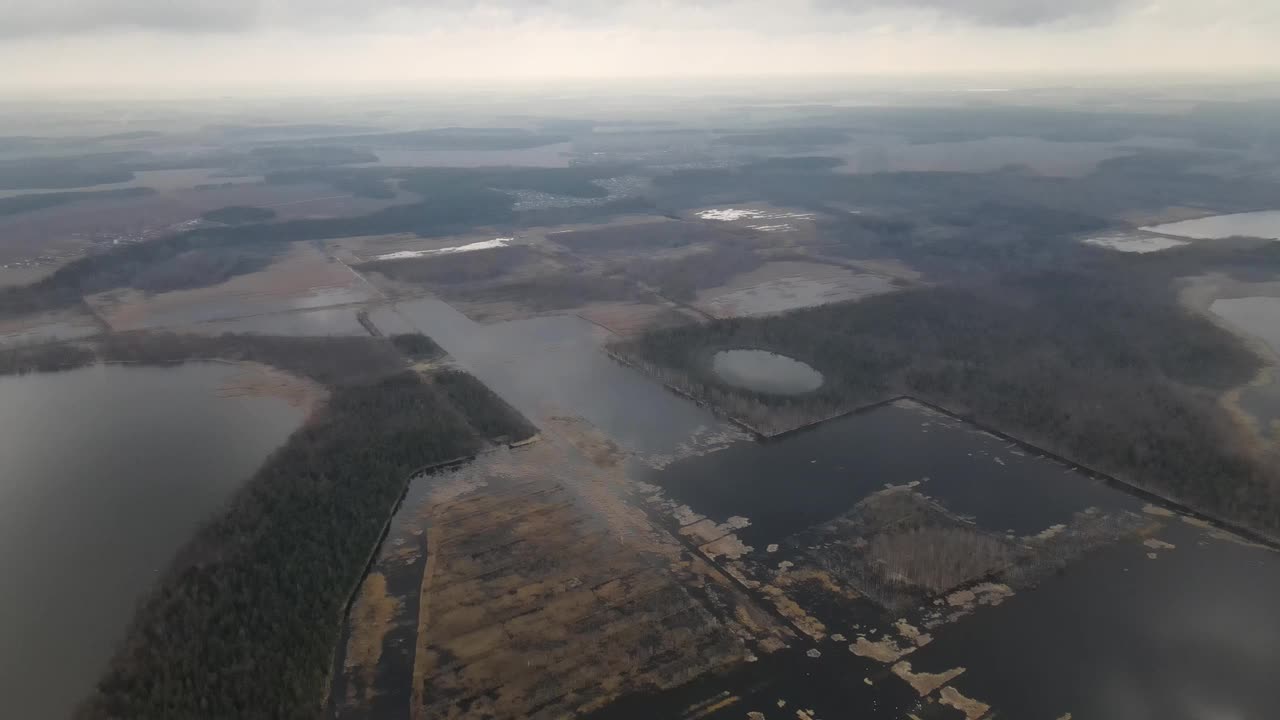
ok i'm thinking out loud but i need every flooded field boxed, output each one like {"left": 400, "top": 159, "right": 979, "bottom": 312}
{"left": 337, "top": 385, "right": 1280, "bottom": 719}
{"left": 329, "top": 440, "right": 783, "bottom": 720}
{"left": 1143, "top": 210, "right": 1280, "bottom": 240}
{"left": 0, "top": 362, "right": 309, "bottom": 719}
{"left": 712, "top": 349, "right": 823, "bottom": 395}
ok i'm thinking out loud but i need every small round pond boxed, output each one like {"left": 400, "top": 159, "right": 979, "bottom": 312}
{"left": 711, "top": 349, "right": 824, "bottom": 395}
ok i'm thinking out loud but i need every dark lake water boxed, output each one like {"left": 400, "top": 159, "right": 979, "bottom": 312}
{"left": 638, "top": 399, "right": 1280, "bottom": 719}
{"left": 0, "top": 363, "right": 306, "bottom": 719}
{"left": 711, "top": 349, "right": 823, "bottom": 395}
{"left": 647, "top": 399, "right": 1135, "bottom": 546}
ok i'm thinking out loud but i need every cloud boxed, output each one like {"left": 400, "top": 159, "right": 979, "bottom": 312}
{"left": 0, "top": 1, "right": 258, "bottom": 36}
{"left": 829, "top": 0, "right": 1139, "bottom": 27}
{"left": 0, "top": 0, "right": 1144, "bottom": 38}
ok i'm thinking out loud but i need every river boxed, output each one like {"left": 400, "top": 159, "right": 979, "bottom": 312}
{"left": 0, "top": 362, "right": 306, "bottom": 719}
{"left": 372, "top": 298, "right": 736, "bottom": 459}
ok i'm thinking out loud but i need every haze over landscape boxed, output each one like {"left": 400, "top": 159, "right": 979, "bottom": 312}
{"left": 3, "top": 2, "right": 1280, "bottom": 719}
{"left": 3, "top": 0, "right": 1280, "bottom": 95}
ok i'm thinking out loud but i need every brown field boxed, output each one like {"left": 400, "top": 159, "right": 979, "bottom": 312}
{"left": 352, "top": 242, "right": 639, "bottom": 324}
{"left": 332, "top": 437, "right": 792, "bottom": 720}
{"left": 443, "top": 274, "right": 643, "bottom": 323}
{"left": 86, "top": 242, "right": 381, "bottom": 331}
{"left": 692, "top": 260, "right": 899, "bottom": 318}
{"left": 575, "top": 301, "right": 695, "bottom": 338}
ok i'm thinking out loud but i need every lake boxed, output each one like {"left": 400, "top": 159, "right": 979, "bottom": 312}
{"left": 623, "top": 399, "right": 1280, "bottom": 719}
{"left": 645, "top": 399, "right": 1133, "bottom": 545}
{"left": 0, "top": 362, "right": 306, "bottom": 719}
{"left": 711, "top": 349, "right": 823, "bottom": 395}
{"left": 1143, "top": 210, "right": 1280, "bottom": 240}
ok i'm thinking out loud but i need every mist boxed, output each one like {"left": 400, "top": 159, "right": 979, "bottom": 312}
{"left": 2, "top": 0, "right": 1279, "bottom": 97}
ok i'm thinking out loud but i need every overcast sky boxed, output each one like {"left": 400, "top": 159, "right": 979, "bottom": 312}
{"left": 2, "top": 0, "right": 1278, "bottom": 96}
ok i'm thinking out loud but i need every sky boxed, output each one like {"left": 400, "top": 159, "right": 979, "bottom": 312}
{"left": 1, "top": 0, "right": 1279, "bottom": 96}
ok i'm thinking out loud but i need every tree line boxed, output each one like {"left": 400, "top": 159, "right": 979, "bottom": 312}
{"left": 0, "top": 331, "right": 542, "bottom": 718}
{"left": 617, "top": 266, "right": 1280, "bottom": 535}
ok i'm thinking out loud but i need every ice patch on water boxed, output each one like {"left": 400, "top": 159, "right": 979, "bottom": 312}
{"left": 697, "top": 208, "right": 816, "bottom": 223}
{"left": 374, "top": 238, "right": 512, "bottom": 261}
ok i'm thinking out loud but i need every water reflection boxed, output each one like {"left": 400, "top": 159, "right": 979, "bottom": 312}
{"left": 912, "top": 521, "right": 1280, "bottom": 720}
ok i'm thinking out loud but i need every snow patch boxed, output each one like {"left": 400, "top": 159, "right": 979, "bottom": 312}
{"left": 697, "top": 208, "right": 816, "bottom": 223}
{"left": 373, "top": 238, "right": 512, "bottom": 261}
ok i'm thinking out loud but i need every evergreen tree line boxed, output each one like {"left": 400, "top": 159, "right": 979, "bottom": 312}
{"left": 0, "top": 332, "right": 535, "bottom": 717}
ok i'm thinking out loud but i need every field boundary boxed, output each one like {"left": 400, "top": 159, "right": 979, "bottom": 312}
{"left": 320, "top": 453, "right": 476, "bottom": 715}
